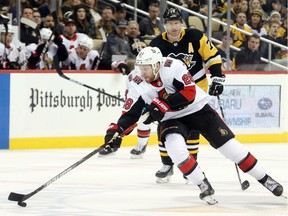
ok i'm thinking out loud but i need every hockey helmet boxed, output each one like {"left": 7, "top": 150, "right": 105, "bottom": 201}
{"left": 136, "top": 46, "right": 162, "bottom": 75}
{"left": 163, "top": 7, "right": 182, "bottom": 23}
{"left": 40, "top": 28, "right": 53, "bottom": 41}
{"left": 78, "top": 36, "right": 93, "bottom": 50}
{"left": 0, "top": 24, "right": 14, "bottom": 34}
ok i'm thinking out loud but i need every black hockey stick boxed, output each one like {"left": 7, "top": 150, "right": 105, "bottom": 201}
{"left": 8, "top": 122, "right": 138, "bottom": 207}
{"left": 53, "top": 55, "right": 125, "bottom": 102}
{"left": 216, "top": 95, "right": 250, "bottom": 191}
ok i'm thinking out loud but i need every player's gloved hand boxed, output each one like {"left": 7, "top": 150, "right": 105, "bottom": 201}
{"left": 209, "top": 75, "right": 225, "bottom": 96}
{"left": 7, "top": 61, "right": 21, "bottom": 69}
{"left": 35, "top": 43, "right": 46, "bottom": 56}
{"left": 104, "top": 123, "right": 124, "bottom": 149}
{"left": 143, "top": 98, "right": 170, "bottom": 125}
{"left": 111, "top": 61, "right": 131, "bottom": 75}
{"left": 53, "top": 35, "right": 63, "bottom": 46}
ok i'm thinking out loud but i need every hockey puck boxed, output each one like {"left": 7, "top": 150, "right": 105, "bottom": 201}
{"left": 241, "top": 180, "right": 250, "bottom": 190}
{"left": 18, "top": 201, "right": 27, "bottom": 207}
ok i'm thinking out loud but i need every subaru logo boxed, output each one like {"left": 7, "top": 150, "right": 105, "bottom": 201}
{"left": 258, "top": 98, "right": 272, "bottom": 110}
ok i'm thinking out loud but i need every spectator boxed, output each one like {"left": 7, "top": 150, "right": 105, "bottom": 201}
{"left": 234, "top": 34, "right": 263, "bottom": 70}
{"left": 20, "top": 5, "right": 39, "bottom": 45}
{"left": 33, "top": 9, "right": 42, "bottom": 26}
{"left": 241, "top": 0, "right": 249, "bottom": 17}
{"left": 221, "top": 0, "right": 243, "bottom": 25}
{"left": 260, "top": 21, "right": 284, "bottom": 60}
{"left": 216, "top": 31, "right": 236, "bottom": 70}
{"left": 101, "top": 19, "right": 134, "bottom": 69}
{"left": 42, "top": 13, "right": 55, "bottom": 29}
{"left": 248, "top": 0, "right": 268, "bottom": 21}
{"left": 84, "top": 0, "right": 101, "bottom": 23}
{"left": 265, "top": 10, "right": 286, "bottom": 39}
{"left": 139, "top": 3, "right": 165, "bottom": 37}
{"left": 61, "top": 0, "right": 81, "bottom": 15}
{"left": 0, "top": 24, "right": 26, "bottom": 69}
{"left": 72, "top": 4, "right": 96, "bottom": 38}
{"left": 113, "top": 3, "right": 127, "bottom": 21}
{"left": 94, "top": 5, "right": 115, "bottom": 39}
{"left": 231, "top": 12, "right": 253, "bottom": 48}
{"left": 247, "top": 9, "right": 267, "bottom": 36}
{"left": 127, "top": 20, "right": 147, "bottom": 57}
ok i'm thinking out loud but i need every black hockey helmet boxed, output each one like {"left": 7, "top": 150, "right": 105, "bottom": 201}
{"left": 163, "top": 7, "right": 182, "bottom": 23}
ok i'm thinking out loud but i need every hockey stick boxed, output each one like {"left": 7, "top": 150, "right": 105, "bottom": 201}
{"left": 53, "top": 55, "right": 125, "bottom": 102}
{"left": 216, "top": 95, "right": 250, "bottom": 191}
{"left": 8, "top": 122, "right": 138, "bottom": 207}
{"left": 91, "top": 27, "right": 107, "bottom": 70}
{"left": 20, "top": 17, "right": 38, "bottom": 29}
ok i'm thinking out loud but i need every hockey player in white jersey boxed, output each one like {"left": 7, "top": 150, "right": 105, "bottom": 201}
{"left": 102, "top": 46, "right": 284, "bottom": 204}
{"left": 63, "top": 35, "right": 99, "bottom": 70}
{"left": 62, "top": 18, "right": 87, "bottom": 52}
{"left": 0, "top": 24, "right": 26, "bottom": 69}
{"left": 27, "top": 27, "right": 68, "bottom": 69}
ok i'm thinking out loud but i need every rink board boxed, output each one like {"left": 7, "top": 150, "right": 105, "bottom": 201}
{"left": 0, "top": 70, "right": 287, "bottom": 150}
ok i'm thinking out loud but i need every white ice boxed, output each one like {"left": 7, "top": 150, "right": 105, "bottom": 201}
{"left": 0, "top": 144, "right": 287, "bottom": 216}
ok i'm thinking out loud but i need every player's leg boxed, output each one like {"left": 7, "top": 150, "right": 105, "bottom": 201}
{"left": 130, "top": 122, "right": 150, "bottom": 159}
{"left": 199, "top": 104, "right": 283, "bottom": 197}
{"left": 160, "top": 119, "right": 217, "bottom": 205}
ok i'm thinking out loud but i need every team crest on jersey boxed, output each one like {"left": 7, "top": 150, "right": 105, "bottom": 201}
{"left": 133, "top": 75, "right": 143, "bottom": 84}
{"left": 168, "top": 53, "right": 196, "bottom": 70}
{"left": 157, "top": 80, "right": 163, "bottom": 87}
{"left": 218, "top": 127, "right": 228, "bottom": 136}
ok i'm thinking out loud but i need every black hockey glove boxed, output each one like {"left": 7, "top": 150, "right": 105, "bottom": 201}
{"left": 143, "top": 98, "right": 170, "bottom": 125}
{"left": 104, "top": 123, "right": 124, "bottom": 149}
{"left": 208, "top": 75, "right": 225, "bottom": 96}
{"left": 111, "top": 61, "right": 131, "bottom": 75}
{"left": 53, "top": 35, "right": 63, "bottom": 46}
{"left": 7, "top": 62, "right": 21, "bottom": 69}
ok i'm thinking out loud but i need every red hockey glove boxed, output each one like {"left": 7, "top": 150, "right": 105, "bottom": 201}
{"left": 143, "top": 98, "right": 170, "bottom": 125}
{"left": 209, "top": 75, "right": 225, "bottom": 96}
{"left": 104, "top": 123, "right": 124, "bottom": 149}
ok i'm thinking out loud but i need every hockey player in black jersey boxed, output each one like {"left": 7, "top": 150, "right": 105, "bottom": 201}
{"left": 149, "top": 7, "right": 225, "bottom": 183}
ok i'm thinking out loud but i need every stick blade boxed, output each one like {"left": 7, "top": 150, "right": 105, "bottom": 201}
{"left": 8, "top": 192, "right": 25, "bottom": 202}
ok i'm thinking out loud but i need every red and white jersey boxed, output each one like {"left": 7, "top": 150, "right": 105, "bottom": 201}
{"left": 62, "top": 33, "right": 87, "bottom": 52}
{"left": 39, "top": 43, "right": 58, "bottom": 70}
{"left": 125, "top": 57, "right": 211, "bottom": 121}
{"left": 0, "top": 41, "right": 26, "bottom": 69}
{"left": 64, "top": 48, "right": 99, "bottom": 70}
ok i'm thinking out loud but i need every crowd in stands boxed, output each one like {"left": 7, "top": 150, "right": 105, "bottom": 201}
{"left": 0, "top": 0, "right": 287, "bottom": 71}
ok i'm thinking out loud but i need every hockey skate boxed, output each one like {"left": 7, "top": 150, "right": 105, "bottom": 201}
{"left": 198, "top": 177, "right": 218, "bottom": 205}
{"left": 259, "top": 174, "right": 283, "bottom": 197}
{"left": 130, "top": 144, "right": 147, "bottom": 159}
{"left": 155, "top": 165, "right": 174, "bottom": 183}
{"left": 98, "top": 145, "right": 118, "bottom": 157}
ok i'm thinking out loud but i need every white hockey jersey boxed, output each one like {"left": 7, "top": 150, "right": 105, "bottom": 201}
{"left": 124, "top": 57, "right": 212, "bottom": 122}
{"left": 0, "top": 41, "right": 26, "bottom": 69}
{"left": 64, "top": 48, "right": 99, "bottom": 70}
{"left": 62, "top": 33, "right": 87, "bottom": 52}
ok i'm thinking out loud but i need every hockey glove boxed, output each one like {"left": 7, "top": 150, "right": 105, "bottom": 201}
{"left": 104, "top": 123, "right": 124, "bottom": 149}
{"left": 208, "top": 75, "right": 225, "bottom": 96}
{"left": 53, "top": 35, "right": 63, "bottom": 46}
{"left": 143, "top": 98, "right": 170, "bottom": 125}
{"left": 111, "top": 61, "right": 131, "bottom": 75}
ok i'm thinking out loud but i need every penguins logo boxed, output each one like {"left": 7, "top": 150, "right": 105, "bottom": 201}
{"left": 168, "top": 53, "right": 195, "bottom": 70}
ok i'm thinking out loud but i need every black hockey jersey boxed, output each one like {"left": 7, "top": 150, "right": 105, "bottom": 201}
{"left": 150, "top": 28, "right": 222, "bottom": 90}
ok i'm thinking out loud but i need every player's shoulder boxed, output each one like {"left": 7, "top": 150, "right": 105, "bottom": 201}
{"left": 162, "top": 56, "right": 186, "bottom": 73}
{"left": 184, "top": 28, "right": 204, "bottom": 40}
{"left": 127, "top": 67, "right": 144, "bottom": 85}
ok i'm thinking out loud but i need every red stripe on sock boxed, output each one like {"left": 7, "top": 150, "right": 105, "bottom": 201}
{"left": 178, "top": 156, "right": 196, "bottom": 174}
{"left": 239, "top": 153, "right": 256, "bottom": 172}
{"left": 137, "top": 129, "right": 151, "bottom": 137}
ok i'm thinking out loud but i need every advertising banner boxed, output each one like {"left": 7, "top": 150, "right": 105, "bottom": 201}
{"left": 209, "top": 85, "right": 280, "bottom": 128}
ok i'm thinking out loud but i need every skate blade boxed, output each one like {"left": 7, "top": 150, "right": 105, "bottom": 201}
{"left": 130, "top": 154, "right": 144, "bottom": 159}
{"left": 201, "top": 195, "right": 218, "bottom": 205}
{"left": 156, "top": 176, "right": 172, "bottom": 184}
{"left": 98, "top": 152, "right": 116, "bottom": 157}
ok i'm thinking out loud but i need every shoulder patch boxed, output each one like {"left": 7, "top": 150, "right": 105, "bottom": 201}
{"left": 164, "top": 59, "right": 173, "bottom": 67}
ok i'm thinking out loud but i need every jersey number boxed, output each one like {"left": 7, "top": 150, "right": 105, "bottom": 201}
{"left": 124, "top": 98, "right": 133, "bottom": 110}
{"left": 182, "top": 72, "right": 194, "bottom": 85}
